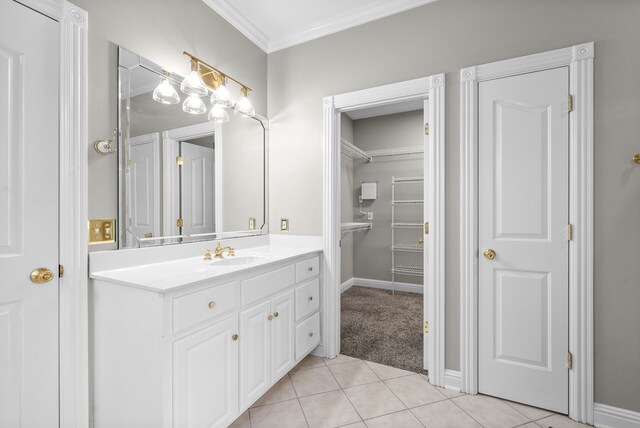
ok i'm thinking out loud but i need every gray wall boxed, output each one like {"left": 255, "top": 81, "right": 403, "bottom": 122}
{"left": 74, "top": 0, "right": 268, "bottom": 250}
{"left": 267, "top": 0, "right": 640, "bottom": 412}
{"left": 352, "top": 111, "right": 423, "bottom": 285}
{"left": 340, "top": 115, "right": 354, "bottom": 283}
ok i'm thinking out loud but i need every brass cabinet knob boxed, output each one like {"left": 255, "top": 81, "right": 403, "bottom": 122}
{"left": 308, "top": 296, "right": 313, "bottom": 301}
{"left": 268, "top": 315, "right": 273, "bottom": 321}
{"left": 308, "top": 266, "right": 313, "bottom": 272}
{"left": 232, "top": 334, "right": 239, "bottom": 341}
{"left": 30, "top": 268, "right": 54, "bottom": 284}
{"left": 274, "top": 312, "right": 279, "bottom": 318}
{"left": 483, "top": 249, "right": 497, "bottom": 260}
{"left": 308, "top": 332, "right": 314, "bottom": 337}
{"left": 633, "top": 154, "right": 640, "bottom": 164}
{"left": 208, "top": 301, "right": 216, "bottom": 309}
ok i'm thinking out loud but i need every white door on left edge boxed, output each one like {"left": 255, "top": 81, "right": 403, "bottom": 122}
{"left": 478, "top": 67, "right": 569, "bottom": 413}
{"left": 0, "top": 1, "right": 60, "bottom": 426}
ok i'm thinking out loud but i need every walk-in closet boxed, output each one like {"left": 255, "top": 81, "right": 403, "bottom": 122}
{"left": 340, "top": 105, "right": 427, "bottom": 374}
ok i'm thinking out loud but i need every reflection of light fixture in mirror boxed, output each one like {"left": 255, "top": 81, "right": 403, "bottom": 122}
{"left": 152, "top": 71, "right": 180, "bottom": 104}
{"left": 183, "top": 94, "right": 207, "bottom": 115}
{"left": 211, "top": 79, "right": 234, "bottom": 108}
{"left": 234, "top": 87, "right": 255, "bottom": 117}
{"left": 180, "top": 59, "right": 208, "bottom": 97}
{"left": 208, "top": 103, "right": 230, "bottom": 123}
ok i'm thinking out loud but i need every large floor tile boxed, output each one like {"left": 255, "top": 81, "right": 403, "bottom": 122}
{"left": 249, "top": 399, "right": 309, "bottom": 428}
{"left": 384, "top": 374, "right": 447, "bottom": 408}
{"left": 412, "top": 400, "right": 481, "bottom": 428}
{"left": 343, "top": 381, "right": 406, "bottom": 420}
{"left": 324, "top": 354, "right": 359, "bottom": 366}
{"left": 252, "top": 375, "right": 297, "bottom": 407}
{"left": 536, "top": 414, "right": 592, "bottom": 428}
{"left": 229, "top": 410, "right": 250, "bottom": 428}
{"left": 503, "top": 400, "right": 554, "bottom": 421}
{"left": 364, "top": 361, "right": 414, "bottom": 380}
{"left": 292, "top": 355, "right": 327, "bottom": 372}
{"left": 299, "top": 390, "right": 362, "bottom": 428}
{"left": 364, "top": 410, "right": 424, "bottom": 428}
{"left": 452, "top": 394, "right": 529, "bottom": 428}
{"left": 290, "top": 366, "right": 341, "bottom": 397}
{"left": 328, "top": 361, "right": 379, "bottom": 388}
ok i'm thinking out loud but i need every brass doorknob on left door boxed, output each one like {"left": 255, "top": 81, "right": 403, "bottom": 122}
{"left": 483, "top": 249, "right": 497, "bottom": 260}
{"left": 30, "top": 268, "right": 54, "bottom": 284}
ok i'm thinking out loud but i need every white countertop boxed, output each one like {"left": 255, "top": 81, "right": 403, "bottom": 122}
{"left": 89, "top": 235, "right": 322, "bottom": 293}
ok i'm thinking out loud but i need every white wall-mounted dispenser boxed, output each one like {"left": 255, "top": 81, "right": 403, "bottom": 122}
{"left": 360, "top": 182, "right": 377, "bottom": 202}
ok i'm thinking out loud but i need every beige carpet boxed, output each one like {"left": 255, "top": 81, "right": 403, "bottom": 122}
{"left": 340, "top": 285, "right": 426, "bottom": 374}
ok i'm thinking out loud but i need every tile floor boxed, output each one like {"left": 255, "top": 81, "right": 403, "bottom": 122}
{"left": 230, "top": 354, "right": 592, "bottom": 428}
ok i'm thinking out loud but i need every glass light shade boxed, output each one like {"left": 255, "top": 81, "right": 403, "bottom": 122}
{"left": 152, "top": 79, "right": 180, "bottom": 105}
{"left": 211, "top": 83, "right": 234, "bottom": 108}
{"left": 234, "top": 95, "right": 255, "bottom": 118}
{"left": 180, "top": 70, "right": 208, "bottom": 97}
{"left": 182, "top": 94, "right": 207, "bottom": 115}
{"left": 208, "top": 104, "right": 230, "bottom": 123}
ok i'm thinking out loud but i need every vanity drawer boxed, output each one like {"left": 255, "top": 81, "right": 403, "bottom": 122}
{"left": 241, "top": 265, "right": 295, "bottom": 306}
{"left": 295, "top": 256, "right": 319, "bottom": 283}
{"left": 295, "top": 312, "right": 320, "bottom": 360}
{"left": 295, "top": 279, "right": 319, "bottom": 322}
{"left": 173, "top": 281, "right": 239, "bottom": 334}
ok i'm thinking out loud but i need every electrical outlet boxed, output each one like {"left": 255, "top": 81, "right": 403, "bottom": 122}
{"left": 367, "top": 212, "right": 374, "bottom": 221}
{"left": 280, "top": 218, "right": 289, "bottom": 232}
{"left": 249, "top": 217, "right": 256, "bottom": 230}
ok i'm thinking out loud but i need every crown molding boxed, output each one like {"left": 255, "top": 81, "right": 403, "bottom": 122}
{"left": 203, "top": 0, "right": 439, "bottom": 53}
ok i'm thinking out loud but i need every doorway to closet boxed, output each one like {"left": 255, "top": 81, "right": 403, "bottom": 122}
{"left": 322, "top": 74, "right": 446, "bottom": 387}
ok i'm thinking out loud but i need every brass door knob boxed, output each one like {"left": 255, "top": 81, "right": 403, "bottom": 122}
{"left": 483, "top": 249, "right": 497, "bottom": 260}
{"left": 30, "top": 268, "right": 54, "bottom": 284}
{"left": 268, "top": 315, "right": 273, "bottom": 321}
{"left": 308, "top": 296, "right": 313, "bottom": 301}
{"left": 274, "top": 312, "right": 279, "bottom": 318}
{"left": 208, "top": 301, "right": 216, "bottom": 309}
{"left": 232, "top": 334, "right": 239, "bottom": 341}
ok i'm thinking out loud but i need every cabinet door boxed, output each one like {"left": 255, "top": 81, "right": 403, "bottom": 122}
{"left": 271, "top": 290, "right": 295, "bottom": 379}
{"left": 173, "top": 315, "right": 238, "bottom": 428}
{"left": 239, "top": 300, "right": 271, "bottom": 410}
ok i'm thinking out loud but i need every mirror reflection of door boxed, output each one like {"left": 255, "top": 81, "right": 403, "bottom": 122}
{"left": 126, "top": 133, "right": 160, "bottom": 246}
{"left": 179, "top": 137, "right": 216, "bottom": 236}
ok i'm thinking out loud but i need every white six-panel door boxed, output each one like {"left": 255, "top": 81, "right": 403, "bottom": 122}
{"left": 181, "top": 142, "right": 215, "bottom": 235}
{"left": 0, "top": 1, "right": 60, "bottom": 426}
{"left": 478, "top": 67, "right": 570, "bottom": 413}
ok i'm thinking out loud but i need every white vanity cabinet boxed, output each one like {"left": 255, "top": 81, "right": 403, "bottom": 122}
{"left": 92, "top": 252, "right": 321, "bottom": 428}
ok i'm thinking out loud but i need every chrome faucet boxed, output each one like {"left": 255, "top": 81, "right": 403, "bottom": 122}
{"left": 214, "top": 242, "right": 235, "bottom": 258}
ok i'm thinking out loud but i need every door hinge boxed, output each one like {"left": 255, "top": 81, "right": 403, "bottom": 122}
{"left": 424, "top": 321, "right": 429, "bottom": 333}
{"left": 568, "top": 223, "right": 573, "bottom": 241}
{"left": 424, "top": 123, "right": 430, "bottom": 135}
{"left": 568, "top": 95, "right": 574, "bottom": 113}
{"left": 424, "top": 222, "right": 429, "bottom": 235}
{"left": 177, "top": 218, "right": 184, "bottom": 228}
{"left": 567, "top": 351, "right": 573, "bottom": 369}
{"left": 59, "top": 265, "right": 64, "bottom": 278}
{"left": 176, "top": 156, "right": 183, "bottom": 166}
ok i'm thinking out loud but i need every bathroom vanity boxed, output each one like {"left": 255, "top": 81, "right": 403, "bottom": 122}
{"left": 90, "top": 235, "right": 323, "bottom": 428}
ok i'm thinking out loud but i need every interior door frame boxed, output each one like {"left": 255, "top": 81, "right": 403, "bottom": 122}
{"left": 18, "top": 0, "right": 90, "bottom": 425}
{"left": 322, "top": 74, "right": 447, "bottom": 386}
{"left": 459, "top": 42, "right": 594, "bottom": 423}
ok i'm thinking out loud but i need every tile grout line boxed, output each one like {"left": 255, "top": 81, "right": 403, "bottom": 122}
{"left": 449, "top": 396, "right": 489, "bottom": 428}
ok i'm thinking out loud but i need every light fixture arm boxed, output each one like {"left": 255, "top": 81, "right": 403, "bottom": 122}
{"left": 183, "top": 51, "right": 252, "bottom": 95}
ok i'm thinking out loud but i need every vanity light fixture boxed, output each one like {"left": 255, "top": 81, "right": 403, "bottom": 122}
{"left": 182, "top": 94, "right": 207, "bottom": 115}
{"left": 183, "top": 51, "right": 255, "bottom": 118}
{"left": 180, "top": 59, "right": 208, "bottom": 97}
{"left": 208, "top": 103, "right": 230, "bottom": 123}
{"left": 152, "top": 71, "right": 180, "bottom": 105}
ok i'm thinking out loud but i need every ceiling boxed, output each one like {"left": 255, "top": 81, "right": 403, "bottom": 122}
{"left": 202, "top": 0, "right": 439, "bottom": 53}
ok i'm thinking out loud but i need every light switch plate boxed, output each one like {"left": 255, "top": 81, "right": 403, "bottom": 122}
{"left": 89, "top": 219, "right": 116, "bottom": 245}
{"left": 280, "top": 218, "right": 289, "bottom": 232}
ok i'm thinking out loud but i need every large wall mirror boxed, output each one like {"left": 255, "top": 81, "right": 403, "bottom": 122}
{"left": 117, "top": 47, "right": 267, "bottom": 248}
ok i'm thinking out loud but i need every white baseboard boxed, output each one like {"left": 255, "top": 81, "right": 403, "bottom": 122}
{"left": 444, "top": 369, "right": 461, "bottom": 391}
{"left": 341, "top": 277, "right": 423, "bottom": 294}
{"left": 594, "top": 403, "right": 640, "bottom": 428}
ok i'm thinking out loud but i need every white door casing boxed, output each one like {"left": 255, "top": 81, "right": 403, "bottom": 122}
{"left": 323, "top": 74, "right": 446, "bottom": 386}
{"left": 173, "top": 315, "right": 239, "bottom": 428}
{"left": 126, "top": 133, "right": 160, "bottom": 245}
{"left": 181, "top": 142, "right": 215, "bottom": 235}
{"left": 0, "top": 1, "right": 59, "bottom": 425}
{"left": 460, "top": 43, "right": 594, "bottom": 423}
{"left": 477, "top": 67, "right": 569, "bottom": 412}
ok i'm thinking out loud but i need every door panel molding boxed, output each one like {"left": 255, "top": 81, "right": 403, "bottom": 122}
{"left": 459, "top": 42, "right": 594, "bottom": 423}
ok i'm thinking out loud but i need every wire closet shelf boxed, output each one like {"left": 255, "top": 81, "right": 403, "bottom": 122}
{"left": 341, "top": 222, "right": 372, "bottom": 234}
{"left": 341, "top": 138, "right": 424, "bottom": 162}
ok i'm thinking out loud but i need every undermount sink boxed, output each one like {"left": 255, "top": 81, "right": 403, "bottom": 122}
{"left": 210, "top": 255, "right": 270, "bottom": 267}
